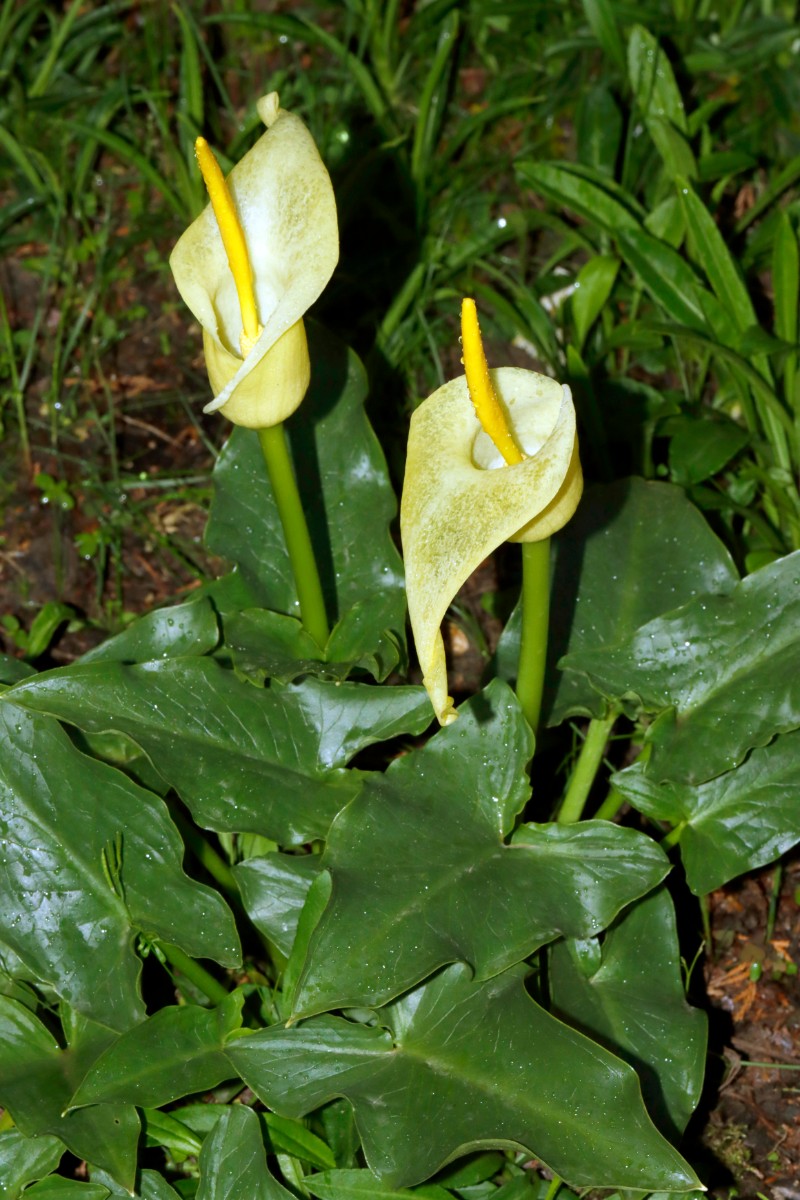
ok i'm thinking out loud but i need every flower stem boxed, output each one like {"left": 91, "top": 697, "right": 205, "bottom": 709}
{"left": 155, "top": 940, "right": 230, "bottom": 1006}
{"left": 257, "top": 423, "right": 329, "bottom": 648}
{"left": 699, "top": 893, "right": 712, "bottom": 960}
{"left": 558, "top": 710, "right": 619, "bottom": 825}
{"left": 593, "top": 786, "right": 625, "bottom": 822}
{"left": 543, "top": 1175, "right": 562, "bottom": 1200}
{"left": 660, "top": 820, "right": 686, "bottom": 850}
{"left": 515, "top": 538, "right": 550, "bottom": 732}
{"left": 172, "top": 811, "right": 239, "bottom": 900}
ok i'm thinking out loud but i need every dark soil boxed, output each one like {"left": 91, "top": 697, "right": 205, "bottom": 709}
{"left": 698, "top": 858, "right": 800, "bottom": 1198}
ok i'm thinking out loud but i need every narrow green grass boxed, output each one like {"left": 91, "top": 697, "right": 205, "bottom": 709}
{"left": 2, "top": 0, "right": 800, "bottom": 637}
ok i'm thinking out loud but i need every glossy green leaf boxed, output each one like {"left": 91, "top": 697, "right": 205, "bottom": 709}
{"left": 24, "top": 1182, "right": 108, "bottom": 1200}
{"left": 7, "top": 660, "right": 431, "bottom": 846}
{"left": 20, "top": 603, "right": 75, "bottom": 662}
{"left": 572, "top": 256, "right": 619, "bottom": 350}
{"left": 0, "top": 1129, "right": 64, "bottom": 1200}
{"left": 0, "top": 656, "right": 36, "bottom": 687}
{"left": 71, "top": 729, "right": 171, "bottom": 797}
{"left": 613, "top": 729, "right": 800, "bottom": 893}
{"left": 667, "top": 416, "right": 749, "bottom": 484}
{"left": 79, "top": 598, "right": 218, "bottom": 665}
{"left": 326, "top": 595, "right": 406, "bottom": 683}
{"left": 318, "top": 1100, "right": 360, "bottom": 1171}
{"left": 228, "top": 964, "right": 700, "bottom": 1192}
{"left": 435, "top": 1151, "right": 504, "bottom": 1187}
{"left": 70, "top": 991, "right": 244, "bottom": 1111}
{"left": 550, "top": 888, "right": 706, "bottom": 1138}
{"left": 141, "top": 1108, "right": 203, "bottom": 1161}
{"left": 196, "top": 1105, "right": 294, "bottom": 1200}
{"left": 497, "top": 479, "right": 738, "bottom": 725}
{"left": 516, "top": 162, "right": 641, "bottom": 233}
{"left": 223, "top": 604, "right": 402, "bottom": 686}
{"left": 615, "top": 229, "right": 707, "bottom": 331}
{"left": 283, "top": 871, "right": 333, "bottom": 1017}
{"left": 234, "top": 853, "right": 320, "bottom": 958}
{"left": 292, "top": 682, "right": 668, "bottom": 1017}
{"left": 262, "top": 1113, "right": 337, "bottom": 1170}
{"left": 628, "top": 26, "right": 687, "bottom": 133}
{"left": 564, "top": 551, "right": 800, "bottom": 784}
{"left": 677, "top": 181, "right": 755, "bottom": 331}
{"left": 205, "top": 323, "right": 406, "bottom": 677}
{"left": 0, "top": 998, "right": 139, "bottom": 1190}
{"left": 492, "top": 1180, "right": 543, "bottom": 1200}
{"left": 0, "top": 943, "right": 39, "bottom": 1001}
{"left": 0, "top": 702, "right": 240, "bottom": 1028}
{"left": 90, "top": 1168, "right": 181, "bottom": 1200}
{"left": 222, "top": 609, "right": 328, "bottom": 684}
{"left": 139, "top": 1173, "right": 182, "bottom": 1200}
{"left": 303, "top": 1169, "right": 421, "bottom": 1200}
{"left": 165, "top": 1103, "right": 223, "bottom": 1138}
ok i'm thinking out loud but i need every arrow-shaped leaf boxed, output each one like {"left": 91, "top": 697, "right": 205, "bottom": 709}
{"left": 235, "top": 854, "right": 321, "bottom": 958}
{"left": 562, "top": 550, "right": 800, "bottom": 784}
{"left": 613, "top": 729, "right": 800, "bottom": 893}
{"left": 0, "top": 1129, "right": 64, "bottom": 1200}
{"left": 292, "top": 682, "right": 669, "bottom": 1017}
{"left": 493, "top": 479, "right": 738, "bottom": 725}
{"left": 70, "top": 991, "right": 244, "bottom": 1111}
{"left": 550, "top": 887, "right": 706, "bottom": 1138}
{"left": 0, "top": 997, "right": 139, "bottom": 1191}
{"left": 196, "top": 1105, "right": 294, "bottom": 1200}
{"left": 0, "top": 703, "right": 239, "bottom": 1029}
{"left": 6, "top": 661, "right": 431, "bottom": 846}
{"left": 227, "top": 964, "right": 701, "bottom": 1192}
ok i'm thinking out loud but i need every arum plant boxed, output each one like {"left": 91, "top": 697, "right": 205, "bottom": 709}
{"left": 170, "top": 92, "right": 338, "bottom": 648}
{"left": 401, "top": 299, "right": 582, "bottom": 728}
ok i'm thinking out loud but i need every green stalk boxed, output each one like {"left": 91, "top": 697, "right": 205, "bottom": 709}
{"left": 699, "top": 894, "right": 712, "bottom": 961}
{"left": 660, "top": 820, "right": 686, "bottom": 850}
{"left": 766, "top": 862, "right": 784, "bottom": 943}
{"left": 257, "top": 424, "right": 329, "bottom": 649}
{"left": 593, "top": 786, "right": 625, "bottom": 822}
{"left": 172, "top": 812, "right": 239, "bottom": 900}
{"left": 543, "top": 1175, "right": 562, "bottom": 1200}
{"left": 155, "top": 940, "right": 230, "bottom": 1006}
{"left": 558, "top": 710, "right": 618, "bottom": 825}
{"left": 515, "top": 538, "right": 551, "bottom": 732}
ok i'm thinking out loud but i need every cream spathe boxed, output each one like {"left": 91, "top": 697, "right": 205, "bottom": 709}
{"left": 401, "top": 366, "right": 582, "bottom": 725}
{"left": 170, "top": 93, "right": 338, "bottom": 427}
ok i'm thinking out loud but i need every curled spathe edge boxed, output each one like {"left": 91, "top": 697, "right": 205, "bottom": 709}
{"left": 401, "top": 367, "right": 582, "bottom": 725}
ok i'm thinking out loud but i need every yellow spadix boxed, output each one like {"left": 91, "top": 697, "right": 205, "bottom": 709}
{"left": 170, "top": 93, "right": 338, "bottom": 428}
{"left": 401, "top": 301, "right": 582, "bottom": 725}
